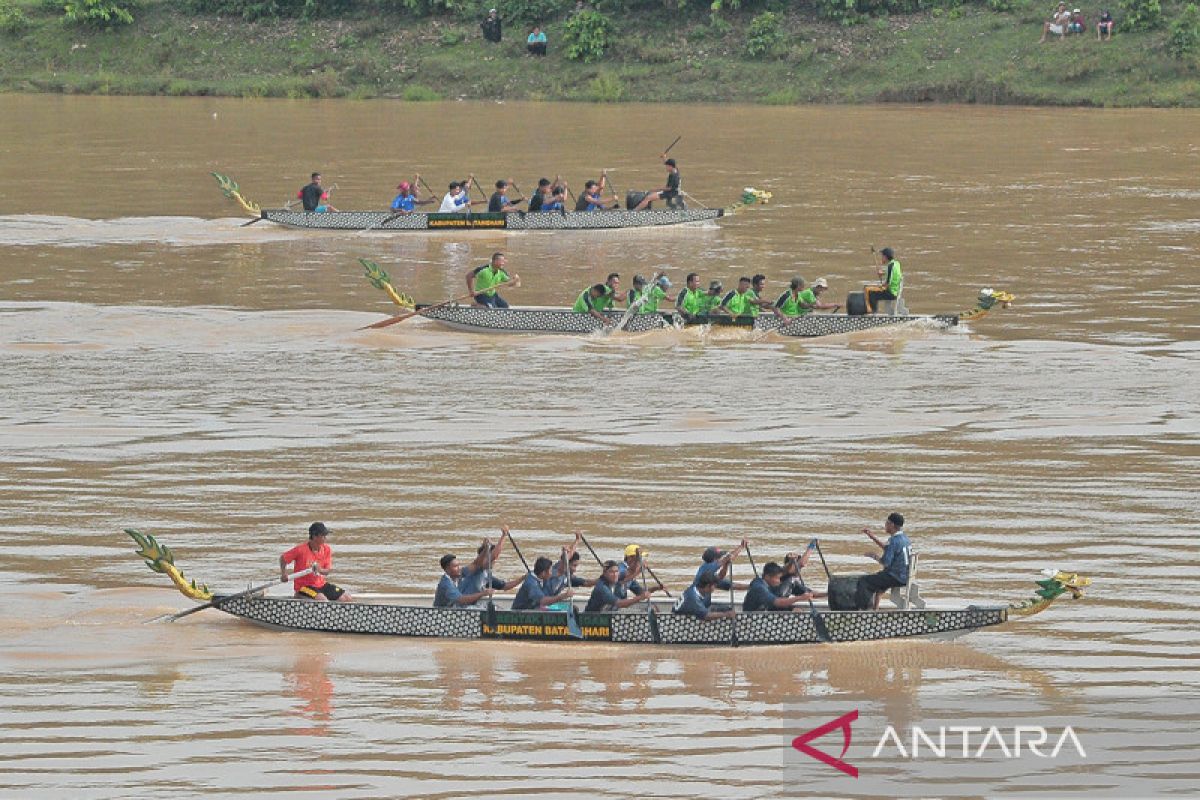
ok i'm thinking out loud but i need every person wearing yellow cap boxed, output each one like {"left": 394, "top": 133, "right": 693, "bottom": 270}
{"left": 613, "top": 544, "right": 648, "bottom": 600}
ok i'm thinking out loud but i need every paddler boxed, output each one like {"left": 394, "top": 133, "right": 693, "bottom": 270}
{"left": 573, "top": 283, "right": 613, "bottom": 325}
{"left": 541, "top": 184, "right": 568, "bottom": 212}
{"left": 715, "top": 276, "right": 755, "bottom": 318}
{"left": 389, "top": 177, "right": 433, "bottom": 214}
{"left": 298, "top": 172, "right": 338, "bottom": 213}
{"left": 865, "top": 247, "right": 904, "bottom": 314}
{"left": 585, "top": 560, "right": 655, "bottom": 613}
{"left": 613, "top": 544, "right": 648, "bottom": 600}
{"left": 280, "top": 522, "right": 350, "bottom": 601}
{"left": 775, "top": 276, "right": 841, "bottom": 317}
{"left": 693, "top": 541, "right": 750, "bottom": 591}
{"left": 436, "top": 552, "right": 496, "bottom": 608}
{"left": 697, "top": 279, "right": 725, "bottom": 314}
{"left": 527, "top": 178, "right": 552, "bottom": 212}
{"left": 465, "top": 252, "right": 516, "bottom": 309}
{"left": 628, "top": 274, "right": 674, "bottom": 314}
{"left": 778, "top": 543, "right": 825, "bottom": 599}
{"left": 676, "top": 273, "right": 706, "bottom": 317}
{"left": 742, "top": 562, "right": 818, "bottom": 612}
{"left": 458, "top": 526, "right": 523, "bottom": 596}
{"left": 488, "top": 179, "right": 524, "bottom": 213}
{"left": 672, "top": 572, "right": 736, "bottom": 620}
{"left": 438, "top": 179, "right": 482, "bottom": 213}
{"left": 511, "top": 556, "right": 574, "bottom": 611}
{"left": 594, "top": 273, "right": 626, "bottom": 311}
{"left": 575, "top": 172, "right": 619, "bottom": 211}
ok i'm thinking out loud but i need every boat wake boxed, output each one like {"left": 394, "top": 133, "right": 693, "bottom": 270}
{"left": 0, "top": 214, "right": 312, "bottom": 247}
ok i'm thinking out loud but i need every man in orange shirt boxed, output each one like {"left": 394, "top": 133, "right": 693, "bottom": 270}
{"left": 280, "top": 522, "right": 351, "bottom": 601}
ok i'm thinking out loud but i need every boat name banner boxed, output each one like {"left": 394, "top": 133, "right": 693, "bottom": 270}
{"left": 784, "top": 692, "right": 1200, "bottom": 797}
{"left": 483, "top": 611, "right": 610, "bottom": 640}
{"left": 426, "top": 213, "right": 507, "bottom": 229}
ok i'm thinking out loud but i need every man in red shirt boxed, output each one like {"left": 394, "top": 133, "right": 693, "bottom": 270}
{"left": 280, "top": 522, "right": 350, "bottom": 601}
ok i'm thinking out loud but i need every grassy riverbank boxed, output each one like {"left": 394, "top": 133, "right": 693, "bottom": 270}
{"left": 2, "top": 0, "right": 1198, "bottom": 105}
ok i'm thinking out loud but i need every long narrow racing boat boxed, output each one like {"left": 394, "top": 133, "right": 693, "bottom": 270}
{"left": 213, "top": 173, "right": 765, "bottom": 231}
{"left": 127, "top": 530, "right": 1087, "bottom": 646}
{"left": 402, "top": 289, "right": 1014, "bottom": 338}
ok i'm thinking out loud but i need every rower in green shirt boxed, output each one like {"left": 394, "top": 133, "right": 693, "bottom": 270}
{"left": 627, "top": 274, "right": 675, "bottom": 314}
{"left": 676, "top": 272, "right": 706, "bottom": 317}
{"left": 593, "top": 272, "right": 625, "bottom": 311}
{"left": 775, "top": 276, "right": 841, "bottom": 317}
{"left": 464, "top": 252, "right": 516, "bottom": 308}
{"left": 573, "top": 283, "right": 611, "bottom": 324}
{"left": 697, "top": 279, "right": 725, "bottom": 314}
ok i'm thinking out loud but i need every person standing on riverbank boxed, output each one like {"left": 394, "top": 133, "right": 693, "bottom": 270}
{"left": 482, "top": 8, "right": 502, "bottom": 43}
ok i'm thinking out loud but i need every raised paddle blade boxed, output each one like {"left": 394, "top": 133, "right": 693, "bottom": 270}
{"left": 647, "top": 604, "right": 661, "bottom": 645}
{"left": 565, "top": 604, "right": 583, "bottom": 639}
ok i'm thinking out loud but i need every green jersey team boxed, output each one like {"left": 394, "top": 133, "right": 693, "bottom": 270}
{"left": 572, "top": 271, "right": 842, "bottom": 321}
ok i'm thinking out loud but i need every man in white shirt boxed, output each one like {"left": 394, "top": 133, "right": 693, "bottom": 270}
{"left": 438, "top": 181, "right": 476, "bottom": 213}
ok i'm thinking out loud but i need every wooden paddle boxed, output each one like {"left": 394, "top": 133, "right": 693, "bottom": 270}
{"left": 157, "top": 566, "right": 314, "bottom": 623}
{"left": 661, "top": 135, "right": 682, "bottom": 158}
{"left": 612, "top": 272, "right": 663, "bottom": 333}
{"left": 641, "top": 556, "right": 661, "bottom": 645}
{"left": 789, "top": 549, "right": 831, "bottom": 643}
{"left": 361, "top": 275, "right": 521, "bottom": 330}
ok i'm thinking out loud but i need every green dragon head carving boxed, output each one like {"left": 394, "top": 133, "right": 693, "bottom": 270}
{"left": 1009, "top": 570, "right": 1091, "bottom": 617}
{"left": 125, "top": 528, "right": 212, "bottom": 602}
{"left": 360, "top": 258, "right": 415, "bottom": 309}
{"left": 211, "top": 172, "right": 261, "bottom": 217}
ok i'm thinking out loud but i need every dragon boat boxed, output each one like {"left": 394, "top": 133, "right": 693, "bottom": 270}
{"left": 127, "top": 529, "right": 1088, "bottom": 647}
{"left": 213, "top": 173, "right": 767, "bottom": 232}
{"left": 387, "top": 289, "right": 1014, "bottom": 338}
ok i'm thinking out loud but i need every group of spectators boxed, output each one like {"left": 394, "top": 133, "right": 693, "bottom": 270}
{"left": 481, "top": 2, "right": 589, "bottom": 56}
{"left": 1040, "top": 2, "right": 1116, "bottom": 41}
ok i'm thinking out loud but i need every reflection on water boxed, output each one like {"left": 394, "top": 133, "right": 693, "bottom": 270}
{"left": 0, "top": 96, "right": 1198, "bottom": 797}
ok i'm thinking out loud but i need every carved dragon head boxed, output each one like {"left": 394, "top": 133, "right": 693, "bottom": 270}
{"left": 1009, "top": 570, "right": 1091, "bottom": 617}
{"left": 125, "top": 528, "right": 212, "bottom": 602}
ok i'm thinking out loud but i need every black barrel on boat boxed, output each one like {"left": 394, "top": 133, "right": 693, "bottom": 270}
{"left": 626, "top": 190, "right": 650, "bottom": 210}
{"left": 846, "top": 291, "right": 868, "bottom": 316}
{"left": 827, "top": 574, "right": 873, "bottom": 610}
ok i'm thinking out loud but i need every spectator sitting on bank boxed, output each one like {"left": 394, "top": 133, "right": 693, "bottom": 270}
{"left": 1097, "top": 9, "right": 1115, "bottom": 39}
{"left": 481, "top": 8, "right": 502, "bottom": 43}
{"left": 1067, "top": 8, "right": 1086, "bottom": 33}
{"left": 527, "top": 26, "right": 547, "bottom": 56}
{"left": 1039, "top": 2, "right": 1070, "bottom": 41}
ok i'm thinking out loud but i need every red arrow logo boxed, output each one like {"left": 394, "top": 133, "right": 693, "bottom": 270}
{"left": 791, "top": 710, "right": 859, "bottom": 778}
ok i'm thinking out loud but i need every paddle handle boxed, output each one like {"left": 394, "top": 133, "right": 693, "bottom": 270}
{"left": 166, "top": 566, "right": 314, "bottom": 622}
{"left": 662, "top": 135, "right": 682, "bottom": 157}
{"left": 578, "top": 533, "right": 605, "bottom": 568}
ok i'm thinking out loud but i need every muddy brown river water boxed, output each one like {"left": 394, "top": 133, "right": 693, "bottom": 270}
{"left": 0, "top": 96, "right": 1197, "bottom": 798}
